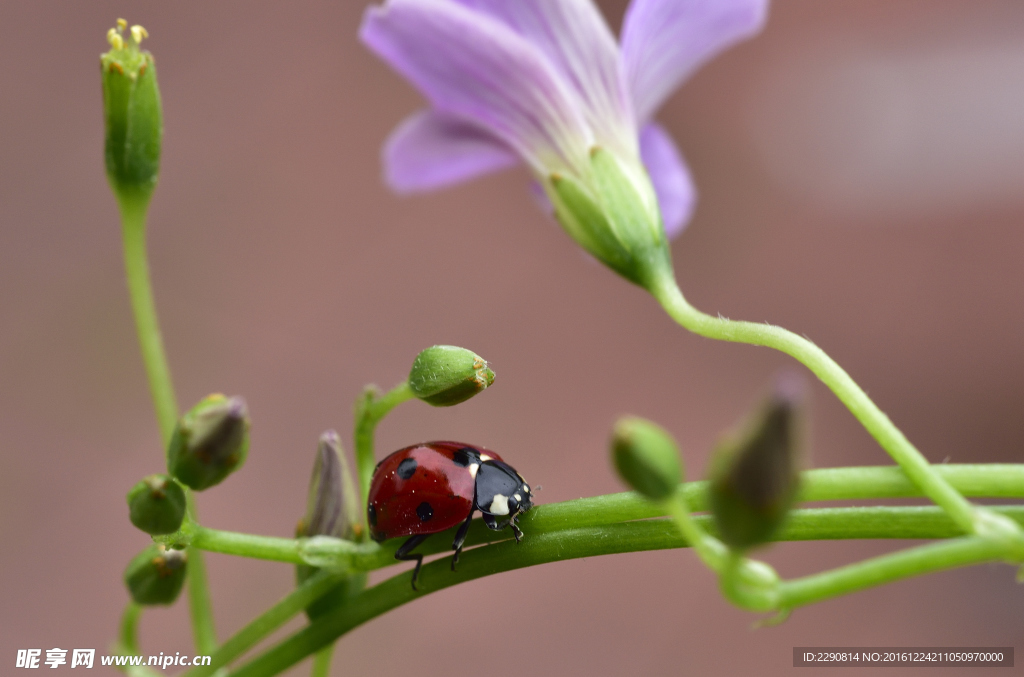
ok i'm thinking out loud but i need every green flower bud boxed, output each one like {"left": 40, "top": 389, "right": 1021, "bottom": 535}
{"left": 545, "top": 147, "right": 673, "bottom": 290}
{"left": 168, "top": 394, "right": 250, "bottom": 491}
{"left": 708, "top": 375, "right": 806, "bottom": 550}
{"left": 296, "top": 431, "right": 365, "bottom": 619}
{"left": 126, "top": 474, "right": 186, "bottom": 535}
{"left": 611, "top": 417, "right": 683, "bottom": 501}
{"left": 124, "top": 544, "right": 187, "bottom": 605}
{"left": 408, "top": 345, "right": 495, "bottom": 407}
{"left": 101, "top": 19, "right": 161, "bottom": 205}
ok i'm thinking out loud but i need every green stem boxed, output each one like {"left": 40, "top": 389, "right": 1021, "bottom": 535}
{"left": 187, "top": 464, "right": 1024, "bottom": 565}
{"left": 115, "top": 603, "right": 161, "bottom": 677}
{"left": 779, "top": 536, "right": 1009, "bottom": 609}
{"left": 118, "top": 602, "right": 142, "bottom": 655}
{"left": 182, "top": 569, "right": 345, "bottom": 677}
{"left": 650, "top": 277, "right": 979, "bottom": 533}
{"left": 229, "top": 506, "right": 1024, "bottom": 677}
{"left": 353, "top": 382, "right": 414, "bottom": 508}
{"left": 310, "top": 644, "right": 335, "bottom": 677}
{"left": 118, "top": 195, "right": 178, "bottom": 446}
{"left": 183, "top": 493, "right": 217, "bottom": 655}
{"left": 663, "top": 493, "right": 725, "bottom": 570}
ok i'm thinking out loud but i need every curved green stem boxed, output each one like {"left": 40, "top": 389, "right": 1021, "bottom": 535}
{"left": 115, "top": 603, "right": 161, "bottom": 677}
{"left": 650, "top": 277, "right": 980, "bottom": 534}
{"left": 183, "top": 569, "right": 345, "bottom": 677}
{"left": 117, "top": 602, "right": 142, "bottom": 655}
{"left": 310, "top": 645, "right": 335, "bottom": 677}
{"left": 118, "top": 195, "right": 178, "bottom": 446}
{"left": 228, "top": 506, "right": 1024, "bottom": 677}
{"left": 779, "top": 536, "right": 1010, "bottom": 609}
{"left": 353, "top": 382, "right": 414, "bottom": 509}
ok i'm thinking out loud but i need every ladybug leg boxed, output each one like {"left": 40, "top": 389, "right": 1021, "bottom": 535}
{"left": 450, "top": 510, "right": 475, "bottom": 571}
{"left": 395, "top": 534, "right": 430, "bottom": 591}
{"left": 510, "top": 514, "right": 524, "bottom": 543}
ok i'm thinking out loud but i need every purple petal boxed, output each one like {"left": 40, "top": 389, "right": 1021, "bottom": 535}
{"left": 361, "top": 0, "right": 592, "bottom": 173}
{"left": 452, "top": 0, "right": 635, "bottom": 153}
{"left": 384, "top": 110, "right": 520, "bottom": 193}
{"left": 622, "top": 0, "right": 769, "bottom": 123}
{"left": 639, "top": 122, "right": 695, "bottom": 238}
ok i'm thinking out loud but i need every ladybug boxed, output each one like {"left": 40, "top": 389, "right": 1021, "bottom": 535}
{"left": 367, "top": 441, "right": 532, "bottom": 590}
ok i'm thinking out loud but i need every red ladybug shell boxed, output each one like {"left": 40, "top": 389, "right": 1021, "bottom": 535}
{"left": 367, "top": 442, "right": 504, "bottom": 542}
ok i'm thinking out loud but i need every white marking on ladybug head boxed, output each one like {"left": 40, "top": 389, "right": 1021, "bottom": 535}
{"left": 513, "top": 493, "right": 522, "bottom": 502}
{"left": 523, "top": 485, "right": 530, "bottom": 494}
{"left": 468, "top": 463, "right": 479, "bottom": 479}
{"left": 489, "top": 494, "right": 510, "bottom": 516}
{"left": 479, "top": 454, "right": 493, "bottom": 462}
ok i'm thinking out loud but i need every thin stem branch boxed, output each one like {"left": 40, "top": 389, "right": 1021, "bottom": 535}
{"left": 184, "top": 492, "right": 217, "bottom": 655}
{"left": 779, "top": 536, "right": 1009, "bottom": 609}
{"left": 310, "top": 645, "right": 335, "bottom": 677}
{"left": 353, "top": 382, "right": 414, "bottom": 510}
{"left": 650, "top": 277, "right": 981, "bottom": 533}
{"left": 118, "top": 602, "right": 142, "bottom": 656}
{"left": 115, "top": 603, "right": 161, "bottom": 677}
{"left": 118, "top": 195, "right": 178, "bottom": 447}
{"left": 182, "top": 569, "right": 346, "bottom": 677}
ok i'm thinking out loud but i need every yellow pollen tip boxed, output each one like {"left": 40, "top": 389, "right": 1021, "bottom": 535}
{"left": 116, "top": 18, "right": 127, "bottom": 31}
{"left": 107, "top": 29, "right": 124, "bottom": 51}
{"left": 131, "top": 25, "right": 149, "bottom": 43}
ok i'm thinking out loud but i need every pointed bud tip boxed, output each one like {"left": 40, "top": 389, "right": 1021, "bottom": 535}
{"left": 302, "top": 430, "right": 360, "bottom": 540}
{"left": 709, "top": 376, "right": 806, "bottom": 550}
{"left": 168, "top": 393, "right": 251, "bottom": 491}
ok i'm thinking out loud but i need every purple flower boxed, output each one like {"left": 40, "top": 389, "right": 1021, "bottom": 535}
{"left": 361, "top": 0, "right": 767, "bottom": 284}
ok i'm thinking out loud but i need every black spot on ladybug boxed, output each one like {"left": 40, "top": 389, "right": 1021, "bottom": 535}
{"left": 397, "top": 458, "right": 418, "bottom": 480}
{"left": 367, "top": 504, "right": 377, "bottom": 527}
{"left": 453, "top": 448, "right": 475, "bottom": 466}
{"left": 416, "top": 501, "right": 434, "bottom": 522}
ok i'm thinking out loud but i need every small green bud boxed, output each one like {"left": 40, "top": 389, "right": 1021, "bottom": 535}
{"left": 408, "top": 345, "right": 495, "bottom": 407}
{"left": 545, "top": 147, "right": 673, "bottom": 289}
{"left": 124, "top": 544, "right": 187, "bottom": 605}
{"left": 126, "top": 474, "right": 186, "bottom": 535}
{"left": 101, "top": 19, "right": 161, "bottom": 204}
{"left": 296, "top": 431, "right": 365, "bottom": 619}
{"left": 709, "top": 375, "right": 806, "bottom": 550}
{"left": 611, "top": 417, "right": 683, "bottom": 501}
{"left": 168, "top": 394, "right": 250, "bottom": 491}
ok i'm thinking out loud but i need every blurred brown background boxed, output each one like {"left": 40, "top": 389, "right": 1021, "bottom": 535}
{"left": 1, "top": 1, "right": 1023, "bottom": 675}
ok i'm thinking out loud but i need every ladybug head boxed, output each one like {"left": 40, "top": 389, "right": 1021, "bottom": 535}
{"left": 475, "top": 458, "right": 533, "bottom": 521}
